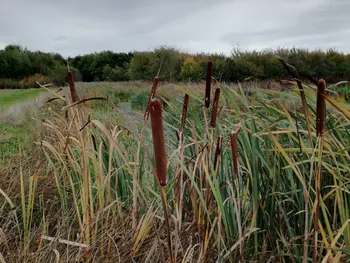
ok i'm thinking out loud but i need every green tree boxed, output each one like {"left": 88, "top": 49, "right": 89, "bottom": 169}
{"left": 180, "top": 57, "right": 203, "bottom": 81}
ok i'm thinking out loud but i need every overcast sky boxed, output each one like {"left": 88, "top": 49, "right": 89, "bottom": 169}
{"left": 0, "top": 0, "right": 349, "bottom": 57}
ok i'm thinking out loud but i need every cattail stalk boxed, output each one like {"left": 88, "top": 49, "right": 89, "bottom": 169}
{"left": 214, "top": 136, "right": 223, "bottom": 170}
{"left": 144, "top": 77, "right": 160, "bottom": 121}
{"left": 278, "top": 58, "right": 313, "bottom": 147}
{"left": 205, "top": 61, "right": 212, "bottom": 108}
{"left": 230, "top": 132, "right": 239, "bottom": 175}
{"left": 316, "top": 79, "right": 326, "bottom": 136}
{"left": 150, "top": 99, "right": 167, "bottom": 186}
{"left": 180, "top": 94, "right": 190, "bottom": 132}
{"left": 210, "top": 88, "right": 220, "bottom": 127}
{"left": 314, "top": 79, "right": 326, "bottom": 262}
{"left": 68, "top": 71, "right": 80, "bottom": 102}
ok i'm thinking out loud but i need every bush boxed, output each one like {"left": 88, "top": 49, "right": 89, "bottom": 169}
{"left": 116, "top": 90, "right": 134, "bottom": 102}
{"left": 180, "top": 57, "right": 203, "bottom": 82}
{"left": 131, "top": 91, "right": 149, "bottom": 110}
{"left": 0, "top": 78, "right": 24, "bottom": 89}
{"left": 103, "top": 65, "right": 129, "bottom": 81}
{"left": 20, "top": 74, "right": 51, "bottom": 89}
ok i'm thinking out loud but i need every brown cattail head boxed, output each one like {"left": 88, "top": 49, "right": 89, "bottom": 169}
{"left": 214, "top": 136, "right": 223, "bottom": 170}
{"left": 210, "top": 87, "right": 220, "bottom": 127}
{"left": 91, "top": 134, "right": 97, "bottom": 152}
{"left": 230, "top": 132, "right": 239, "bottom": 175}
{"left": 316, "top": 79, "right": 326, "bottom": 136}
{"left": 205, "top": 61, "right": 213, "bottom": 108}
{"left": 144, "top": 77, "right": 160, "bottom": 121}
{"left": 67, "top": 71, "right": 80, "bottom": 102}
{"left": 150, "top": 99, "right": 167, "bottom": 186}
{"left": 180, "top": 93, "right": 190, "bottom": 132}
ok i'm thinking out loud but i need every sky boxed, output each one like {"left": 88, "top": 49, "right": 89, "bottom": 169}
{"left": 0, "top": 0, "right": 349, "bottom": 57}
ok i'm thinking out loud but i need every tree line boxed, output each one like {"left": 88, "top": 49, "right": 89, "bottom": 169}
{"left": 1, "top": 44, "right": 350, "bottom": 89}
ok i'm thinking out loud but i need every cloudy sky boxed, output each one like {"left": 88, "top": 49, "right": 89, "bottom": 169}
{"left": 0, "top": 0, "right": 349, "bottom": 57}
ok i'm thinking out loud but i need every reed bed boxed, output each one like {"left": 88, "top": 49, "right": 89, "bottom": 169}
{"left": 0, "top": 61, "right": 349, "bottom": 262}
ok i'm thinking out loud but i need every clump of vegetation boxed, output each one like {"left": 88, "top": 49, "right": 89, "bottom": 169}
{"left": 0, "top": 60, "right": 349, "bottom": 262}
{"left": 131, "top": 90, "right": 150, "bottom": 110}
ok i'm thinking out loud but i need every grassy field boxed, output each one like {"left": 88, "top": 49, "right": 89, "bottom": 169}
{"left": 0, "top": 77, "right": 349, "bottom": 262}
{"left": 0, "top": 88, "right": 49, "bottom": 158}
{"left": 0, "top": 88, "right": 45, "bottom": 109}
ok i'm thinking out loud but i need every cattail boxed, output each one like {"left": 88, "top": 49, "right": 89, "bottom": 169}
{"left": 144, "top": 77, "right": 160, "bottom": 121}
{"left": 180, "top": 94, "right": 190, "bottom": 132}
{"left": 214, "top": 136, "right": 223, "bottom": 170}
{"left": 230, "top": 132, "right": 239, "bottom": 175}
{"left": 205, "top": 61, "right": 212, "bottom": 108}
{"left": 210, "top": 88, "right": 220, "bottom": 127}
{"left": 91, "top": 134, "right": 97, "bottom": 152}
{"left": 150, "top": 99, "right": 167, "bottom": 186}
{"left": 316, "top": 79, "right": 326, "bottom": 136}
{"left": 68, "top": 71, "right": 80, "bottom": 102}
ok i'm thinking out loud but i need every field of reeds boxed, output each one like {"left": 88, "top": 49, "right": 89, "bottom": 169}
{"left": 0, "top": 60, "right": 349, "bottom": 262}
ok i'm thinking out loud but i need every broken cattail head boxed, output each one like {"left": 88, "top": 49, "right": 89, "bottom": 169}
{"left": 205, "top": 61, "right": 213, "bottom": 108}
{"left": 67, "top": 71, "right": 80, "bottom": 103}
{"left": 316, "top": 79, "right": 326, "bottom": 136}
{"left": 150, "top": 98, "right": 167, "bottom": 186}
{"left": 210, "top": 87, "right": 220, "bottom": 127}
{"left": 144, "top": 77, "right": 160, "bottom": 121}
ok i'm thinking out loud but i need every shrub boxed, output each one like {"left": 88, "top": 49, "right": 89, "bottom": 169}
{"left": 20, "top": 74, "right": 51, "bottom": 89}
{"left": 131, "top": 91, "right": 149, "bottom": 109}
{"left": 103, "top": 65, "right": 129, "bottom": 81}
{"left": 180, "top": 57, "right": 203, "bottom": 82}
{"left": 0, "top": 78, "right": 24, "bottom": 89}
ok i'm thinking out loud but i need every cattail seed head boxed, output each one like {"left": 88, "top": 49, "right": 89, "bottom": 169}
{"left": 205, "top": 61, "right": 213, "bottom": 108}
{"left": 144, "top": 77, "right": 160, "bottom": 121}
{"left": 150, "top": 99, "right": 167, "bottom": 186}
{"left": 180, "top": 94, "right": 190, "bottom": 132}
{"left": 91, "top": 134, "right": 97, "bottom": 152}
{"left": 210, "top": 88, "right": 220, "bottom": 127}
{"left": 214, "top": 136, "right": 223, "bottom": 170}
{"left": 230, "top": 132, "right": 239, "bottom": 175}
{"left": 316, "top": 79, "right": 326, "bottom": 136}
{"left": 68, "top": 71, "right": 80, "bottom": 102}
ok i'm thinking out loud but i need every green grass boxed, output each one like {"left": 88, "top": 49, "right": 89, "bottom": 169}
{"left": 0, "top": 88, "right": 44, "bottom": 109}
{"left": 0, "top": 123, "right": 28, "bottom": 158}
{"left": 0, "top": 89, "right": 45, "bottom": 157}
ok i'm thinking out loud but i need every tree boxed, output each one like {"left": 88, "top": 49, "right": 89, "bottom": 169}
{"left": 128, "top": 52, "right": 159, "bottom": 80}
{"left": 180, "top": 57, "right": 203, "bottom": 82}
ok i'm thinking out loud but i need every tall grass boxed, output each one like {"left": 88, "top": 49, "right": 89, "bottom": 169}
{"left": 0, "top": 64, "right": 349, "bottom": 262}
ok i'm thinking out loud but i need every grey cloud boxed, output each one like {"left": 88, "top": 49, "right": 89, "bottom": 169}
{"left": 0, "top": 0, "right": 349, "bottom": 57}
{"left": 223, "top": 0, "right": 350, "bottom": 51}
